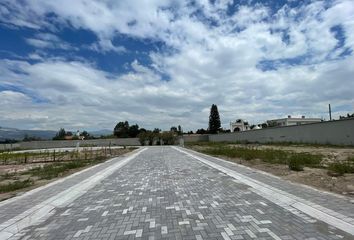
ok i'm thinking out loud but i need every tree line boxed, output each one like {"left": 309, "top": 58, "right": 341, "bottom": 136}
{"left": 113, "top": 121, "right": 183, "bottom": 145}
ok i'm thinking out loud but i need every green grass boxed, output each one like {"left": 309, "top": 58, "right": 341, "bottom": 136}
{"left": 28, "top": 158, "right": 103, "bottom": 180}
{"left": 185, "top": 140, "right": 354, "bottom": 149}
{"left": 328, "top": 158, "right": 354, "bottom": 176}
{"left": 0, "top": 172, "right": 16, "bottom": 181}
{"left": 199, "top": 145, "right": 323, "bottom": 170}
{"left": 0, "top": 179, "right": 34, "bottom": 193}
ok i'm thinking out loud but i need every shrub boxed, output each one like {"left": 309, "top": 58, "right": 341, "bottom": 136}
{"left": 328, "top": 159, "right": 354, "bottom": 176}
{"left": 200, "top": 144, "right": 323, "bottom": 169}
{"left": 288, "top": 157, "right": 304, "bottom": 171}
{"left": 0, "top": 179, "right": 33, "bottom": 193}
{"left": 288, "top": 152, "right": 322, "bottom": 168}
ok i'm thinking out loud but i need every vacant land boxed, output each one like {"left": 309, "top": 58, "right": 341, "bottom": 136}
{"left": 0, "top": 147, "right": 136, "bottom": 201}
{"left": 187, "top": 142, "right": 354, "bottom": 197}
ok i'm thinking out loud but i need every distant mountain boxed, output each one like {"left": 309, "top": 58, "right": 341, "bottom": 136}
{"left": 89, "top": 129, "right": 113, "bottom": 137}
{"left": 0, "top": 126, "right": 113, "bottom": 141}
{"left": 0, "top": 126, "right": 57, "bottom": 141}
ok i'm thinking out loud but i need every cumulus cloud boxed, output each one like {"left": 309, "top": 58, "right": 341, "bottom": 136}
{"left": 0, "top": 0, "right": 353, "bottom": 130}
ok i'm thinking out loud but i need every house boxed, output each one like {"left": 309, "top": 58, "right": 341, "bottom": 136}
{"left": 230, "top": 119, "right": 250, "bottom": 132}
{"left": 266, "top": 115, "right": 322, "bottom": 127}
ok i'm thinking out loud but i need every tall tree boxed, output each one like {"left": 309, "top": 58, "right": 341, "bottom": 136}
{"left": 177, "top": 125, "right": 182, "bottom": 135}
{"left": 128, "top": 124, "right": 140, "bottom": 137}
{"left": 114, "top": 121, "right": 130, "bottom": 138}
{"left": 53, "top": 128, "right": 66, "bottom": 140}
{"left": 208, "top": 104, "right": 221, "bottom": 134}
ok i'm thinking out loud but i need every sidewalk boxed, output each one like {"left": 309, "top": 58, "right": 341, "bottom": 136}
{"left": 0, "top": 148, "right": 144, "bottom": 239}
{"left": 178, "top": 147, "right": 354, "bottom": 235}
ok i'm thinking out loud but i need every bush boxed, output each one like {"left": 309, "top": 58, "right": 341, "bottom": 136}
{"left": 29, "top": 161, "right": 88, "bottom": 180}
{"left": 288, "top": 157, "right": 304, "bottom": 171}
{"left": 288, "top": 152, "right": 322, "bottom": 168}
{"left": 200, "top": 144, "right": 323, "bottom": 169}
{"left": 328, "top": 159, "right": 354, "bottom": 176}
{"left": 0, "top": 179, "right": 33, "bottom": 193}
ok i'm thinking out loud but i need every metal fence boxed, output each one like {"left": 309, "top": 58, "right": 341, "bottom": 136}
{"left": 0, "top": 147, "right": 124, "bottom": 165}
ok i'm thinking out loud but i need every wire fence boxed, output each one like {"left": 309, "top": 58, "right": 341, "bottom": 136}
{"left": 0, "top": 147, "right": 122, "bottom": 165}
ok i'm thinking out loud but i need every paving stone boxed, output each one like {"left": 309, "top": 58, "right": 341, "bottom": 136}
{"left": 1, "top": 147, "right": 353, "bottom": 239}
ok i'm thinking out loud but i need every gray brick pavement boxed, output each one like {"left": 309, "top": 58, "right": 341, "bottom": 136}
{"left": 179, "top": 147, "right": 354, "bottom": 220}
{"left": 2, "top": 147, "right": 352, "bottom": 239}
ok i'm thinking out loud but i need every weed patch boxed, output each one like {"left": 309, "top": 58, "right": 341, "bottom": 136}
{"left": 28, "top": 160, "right": 92, "bottom": 180}
{"left": 200, "top": 145, "right": 323, "bottom": 170}
{"left": 328, "top": 158, "right": 354, "bottom": 176}
{"left": 0, "top": 179, "right": 33, "bottom": 193}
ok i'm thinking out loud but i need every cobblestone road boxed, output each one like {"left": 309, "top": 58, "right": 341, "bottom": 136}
{"left": 1, "top": 147, "right": 354, "bottom": 240}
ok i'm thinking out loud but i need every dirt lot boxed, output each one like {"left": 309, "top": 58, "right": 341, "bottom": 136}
{"left": 188, "top": 144, "right": 354, "bottom": 197}
{"left": 0, "top": 148, "right": 135, "bottom": 201}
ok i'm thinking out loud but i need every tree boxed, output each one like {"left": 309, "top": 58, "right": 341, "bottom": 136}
{"left": 161, "top": 131, "right": 176, "bottom": 145}
{"left": 128, "top": 124, "right": 140, "bottom": 137}
{"left": 53, "top": 128, "right": 66, "bottom": 140}
{"left": 81, "top": 131, "right": 90, "bottom": 139}
{"left": 114, "top": 121, "right": 130, "bottom": 138}
{"left": 23, "top": 134, "right": 41, "bottom": 142}
{"left": 138, "top": 131, "right": 147, "bottom": 146}
{"left": 153, "top": 128, "right": 161, "bottom": 133}
{"left": 147, "top": 131, "right": 156, "bottom": 145}
{"left": 177, "top": 125, "right": 183, "bottom": 135}
{"left": 170, "top": 126, "right": 178, "bottom": 132}
{"left": 339, "top": 113, "right": 354, "bottom": 119}
{"left": 196, "top": 128, "right": 208, "bottom": 134}
{"left": 208, "top": 104, "right": 221, "bottom": 134}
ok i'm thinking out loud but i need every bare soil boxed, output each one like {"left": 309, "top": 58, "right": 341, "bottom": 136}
{"left": 189, "top": 144, "right": 354, "bottom": 197}
{"left": 0, "top": 148, "right": 135, "bottom": 201}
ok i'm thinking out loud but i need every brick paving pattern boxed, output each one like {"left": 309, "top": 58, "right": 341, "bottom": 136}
{"left": 2, "top": 147, "right": 353, "bottom": 239}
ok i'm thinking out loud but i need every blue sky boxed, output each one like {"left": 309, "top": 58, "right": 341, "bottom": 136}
{"left": 0, "top": 0, "right": 353, "bottom": 131}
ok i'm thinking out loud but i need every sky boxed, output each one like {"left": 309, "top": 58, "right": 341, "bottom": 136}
{"left": 0, "top": 0, "right": 353, "bottom": 131}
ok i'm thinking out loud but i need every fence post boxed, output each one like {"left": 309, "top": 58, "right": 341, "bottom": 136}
{"left": 53, "top": 150, "right": 56, "bottom": 162}
{"left": 24, "top": 152, "right": 27, "bottom": 164}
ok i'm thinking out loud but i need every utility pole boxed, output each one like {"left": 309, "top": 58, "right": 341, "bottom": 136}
{"left": 328, "top": 104, "right": 332, "bottom": 121}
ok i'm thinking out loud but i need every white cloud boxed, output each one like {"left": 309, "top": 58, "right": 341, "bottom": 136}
{"left": 89, "top": 39, "right": 126, "bottom": 53}
{"left": 25, "top": 33, "right": 76, "bottom": 50}
{"left": 0, "top": 0, "right": 353, "bottom": 130}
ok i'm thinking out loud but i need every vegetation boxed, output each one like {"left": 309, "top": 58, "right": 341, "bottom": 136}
{"left": 208, "top": 104, "right": 221, "bottom": 134}
{"left": 0, "top": 179, "right": 34, "bottom": 193}
{"left": 0, "top": 139, "right": 19, "bottom": 144}
{"left": 137, "top": 131, "right": 177, "bottom": 146}
{"left": 27, "top": 159, "right": 101, "bottom": 180}
{"left": 196, "top": 128, "right": 208, "bottom": 134}
{"left": 23, "top": 134, "right": 42, "bottom": 142}
{"left": 170, "top": 125, "right": 183, "bottom": 135}
{"left": 339, "top": 113, "right": 354, "bottom": 119}
{"left": 0, "top": 147, "right": 133, "bottom": 165}
{"left": 195, "top": 143, "right": 322, "bottom": 170}
{"left": 53, "top": 128, "right": 67, "bottom": 140}
{"left": 113, "top": 121, "right": 142, "bottom": 138}
{"left": 328, "top": 158, "right": 354, "bottom": 176}
{"left": 0, "top": 147, "right": 136, "bottom": 194}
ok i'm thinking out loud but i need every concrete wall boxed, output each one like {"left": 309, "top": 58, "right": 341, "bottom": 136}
{"left": 209, "top": 118, "right": 354, "bottom": 146}
{"left": 0, "top": 138, "right": 140, "bottom": 150}
{"left": 183, "top": 135, "right": 209, "bottom": 143}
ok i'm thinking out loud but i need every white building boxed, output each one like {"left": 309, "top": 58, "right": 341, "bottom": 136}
{"left": 266, "top": 115, "right": 322, "bottom": 127}
{"left": 230, "top": 119, "right": 250, "bottom": 132}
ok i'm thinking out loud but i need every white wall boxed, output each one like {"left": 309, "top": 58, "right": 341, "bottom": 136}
{"left": 209, "top": 119, "right": 354, "bottom": 146}
{"left": 0, "top": 138, "right": 140, "bottom": 150}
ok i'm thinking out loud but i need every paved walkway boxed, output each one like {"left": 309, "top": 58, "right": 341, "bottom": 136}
{"left": 0, "top": 147, "right": 353, "bottom": 239}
